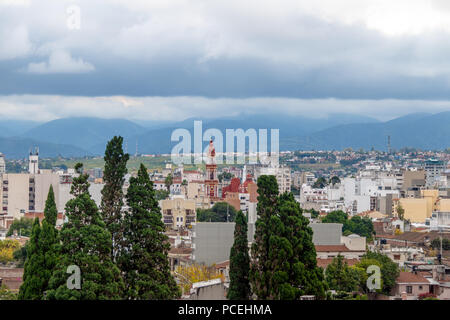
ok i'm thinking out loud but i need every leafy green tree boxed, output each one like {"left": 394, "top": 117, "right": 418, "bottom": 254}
{"left": 155, "top": 189, "right": 170, "bottom": 200}
{"left": 19, "top": 185, "right": 59, "bottom": 300}
{"left": 325, "top": 255, "right": 359, "bottom": 293}
{"left": 431, "top": 238, "right": 450, "bottom": 251}
{"left": 196, "top": 202, "right": 237, "bottom": 222}
{"left": 322, "top": 211, "right": 374, "bottom": 241}
{"left": 250, "top": 176, "right": 326, "bottom": 300}
{"left": 360, "top": 251, "right": 399, "bottom": 295}
{"left": 46, "top": 163, "right": 124, "bottom": 300}
{"left": 329, "top": 176, "right": 341, "bottom": 186}
{"left": 7, "top": 217, "right": 33, "bottom": 237}
{"left": 218, "top": 172, "right": 233, "bottom": 182}
{"left": 13, "top": 244, "right": 28, "bottom": 267}
{"left": 307, "top": 209, "right": 319, "bottom": 219}
{"left": 322, "top": 210, "right": 348, "bottom": 224}
{"left": 396, "top": 203, "right": 405, "bottom": 221}
{"left": 227, "top": 210, "right": 251, "bottom": 300}
{"left": 101, "top": 136, "right": 129, "bottom": 261}
{"left": 164, "top": 173, "right": 173, "bottom": 192}
{"left": 118, "top": 164, "right": 180, "bottom": 300}
{"left": 343, "top": 216, "right": 374, "bottom": 241}
{"left": 0, "top": 284, "right": 17, "bottom": 300}
{"left": 355, "top": 258, "right": 383, "bottom": 293}
{"left": 312, "top": 176, "right": 327, "bottom": 188}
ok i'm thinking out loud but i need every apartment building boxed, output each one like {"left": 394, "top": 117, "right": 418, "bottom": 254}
{"left": 160, "top": 197, "right": 196, "bottom": 230}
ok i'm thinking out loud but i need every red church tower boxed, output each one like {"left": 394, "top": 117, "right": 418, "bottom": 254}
{"left": 205, "top": 139, "right": 219, "bottom": 202}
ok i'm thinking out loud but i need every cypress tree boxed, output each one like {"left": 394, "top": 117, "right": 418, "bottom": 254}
{"left": 227, "top": 210, "right": 251, "bottom": 300}
{"left": 118, "top": 164, "right": 180, "bottom": 299}
{"left": 269, "top": 193, "right": 326, "bottom": 299}
{"left": 19, "top": 185, "right": 59, "bottom": 300}
{"left": 40, "top": 185, "right": 59, "bottom": 296}
{"left": 18, "top": 218, "right": 44, "bottom": 300}
{"left": 101, "top": 136, "right": 129, "bottom": 261}
{"left": 250, "top": 175, "right": 279, "bottom": 299}
{"left": 46, "top": 163, "right": 124, "bottom": 300}
{"left": 250, "top": 176, "right": 326, "bottom": 300}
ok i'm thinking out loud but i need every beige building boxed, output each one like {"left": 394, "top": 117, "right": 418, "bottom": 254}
{"left": 398, "top": 198, "right": 431, "bottom": 223}
{"left": 341, "top": 234, "right": 366, "bottom": 251}
{"left": 160, "top": 198, "right": 196, "bottom": 230}
{"left": 0, "top": 172, "right": 104, "bottom": 229}
{"left": 439, "top": 199, "right": 450, "bottom": 212}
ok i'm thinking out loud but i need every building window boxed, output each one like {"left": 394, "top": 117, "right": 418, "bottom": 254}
{"left": 419, "top": 286, "right": 423, "bottom": 290}
{"left": 406, "top": 286, "right": 412, "bottom": 294}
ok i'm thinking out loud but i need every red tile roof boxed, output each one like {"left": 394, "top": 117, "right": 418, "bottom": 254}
{"left": 215, "top": 260, "right": 230, "bottom": 269}
{"left": 169, "top": 247, "right": 192, "bottom": 255}
{"left": 315, "top": 245, "right": 351, "bottom": 252}
{"left": 396, "top": 272, "right": 429, "bottom": 284}
{"left": 316, "top": 258, "right": 359, "bottom": 269}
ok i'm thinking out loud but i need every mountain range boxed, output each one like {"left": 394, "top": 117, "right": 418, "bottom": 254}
{"left": 0, "top": 112, "right": 448, "bottom": 159}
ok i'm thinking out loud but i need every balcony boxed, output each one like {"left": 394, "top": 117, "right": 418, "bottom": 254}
{"left": 163, "top": 216, "right": 173, "bottom": 224}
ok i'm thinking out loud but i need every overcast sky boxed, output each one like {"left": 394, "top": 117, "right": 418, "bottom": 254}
{"left": 2, "top": 0, "right": 450, "bottom": 121}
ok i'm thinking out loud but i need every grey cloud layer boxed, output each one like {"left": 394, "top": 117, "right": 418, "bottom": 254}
{"left": 1, "top": 0, "right": 450, "bottom": 100}
{"left": 2, "top": 95, "right": 450, "bottom": 122}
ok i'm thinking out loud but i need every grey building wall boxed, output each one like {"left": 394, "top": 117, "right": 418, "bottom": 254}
{"left": 192, "top": 222, "right": 254, "bottom": 266}
{"left": 188, "top": 282, "right": 227, "bottom": 300}
{"left": 193, "top": 222, "right": 341, "bottom": 265}
{"left": 310, "top": 223, "right": 342, "bottom": 245}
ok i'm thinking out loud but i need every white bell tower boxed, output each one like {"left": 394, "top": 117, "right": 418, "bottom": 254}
{"left": 29, "top": 147, "right": 39, "bottom": 174}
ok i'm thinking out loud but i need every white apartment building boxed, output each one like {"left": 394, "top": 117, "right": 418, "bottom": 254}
{"left": 254, "top": 165, "right": 291, "bottom": 194}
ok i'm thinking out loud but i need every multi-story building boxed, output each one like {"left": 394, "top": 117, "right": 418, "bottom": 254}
{"left": 0, "top": 153, "right": 5, "bottom": 175}
{"left": 160, "top": 197, "right": 196, "bottom": 230}
{"left": 254, "top": 165, "right": 291, "bottom": 194}
{"left": 425, "top": 159, "right": 445, "bottom": 188}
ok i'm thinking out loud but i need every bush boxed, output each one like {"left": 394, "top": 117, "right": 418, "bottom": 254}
{"left": 418, "top": 292, "right": 437, "bottom": 300}
{"left": 0, "top": 239, "right": 21, "bottom": 264}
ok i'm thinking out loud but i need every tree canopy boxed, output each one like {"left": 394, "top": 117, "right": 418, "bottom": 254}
{"left": 7, "top": 217, "right": 34, "bottom": 237}
{"left": 118, "top": 164, "right": 180, "bottom": 300}
{"left": 227, "top": 210, "right": 251, "bottom": 300}
{"left": 196, "top": 202, "right": 237, "bottom": 222}
{"left": 250, "top": 175, "right": 326, "bottom": 300}
{"left": 46, "top": 163, "right": 124, "bottom": 300}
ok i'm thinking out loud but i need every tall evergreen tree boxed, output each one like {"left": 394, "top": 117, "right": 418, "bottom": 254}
{"left": 18, "top": 218, "right": 44, "bottom": 300}
{"left": 46, "top": 163, "right": 124, "bottom": 300}
{"left": 118, "top": 164, "right": 179, "bottom": 299}
{"left": 250, "top": 175, "right": 279, "bottom": 299}
{"left": 250, "top": 176, "right": 326, "bottom": 300}
{"left": 101, "top": 136, "right": 129, "bottom": 261}
{"left": 19, "top": 186, "right": 59, "bottom": 300}
{"left": 227, "top": 210, "right": 251, "bottom": 300}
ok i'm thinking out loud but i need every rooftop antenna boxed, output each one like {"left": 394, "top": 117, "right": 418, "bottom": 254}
{"left": 387, "top": 135, "right": 391, "bottom": 155}
{"left": 135, "top": 140, "right": 138, "bottom": 157}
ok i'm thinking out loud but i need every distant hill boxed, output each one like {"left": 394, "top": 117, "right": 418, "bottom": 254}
{"left": 0, "top": 112, "right": 448, "bottom": 159}
{"left": 288, "top": 112, "right": 450, "bottom": 151}
{"left": 0, "top": 137, "right": 89, "bottom": 159}
{"left": 130, "top": 113, "right": 380, "bottom": 154}
{"left": 21, "top": 117, "right": 147, "bottom": 153}
{"left": 0, "top": 120, "right": 41, "bottom": 137}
